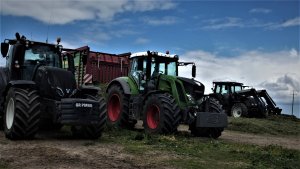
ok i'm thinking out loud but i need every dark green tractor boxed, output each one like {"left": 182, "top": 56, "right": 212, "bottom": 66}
{"left": 106, "top": 51, "right": 227, "bottom": 138}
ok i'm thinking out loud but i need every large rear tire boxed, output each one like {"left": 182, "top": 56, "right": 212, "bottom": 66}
{"left": 143, "top": 93, "right": 180, "bottom": 134}
{"left": 71, "top": 95, "right": 106, "bottom": 139}
{"left": 4, "top": 88, "right": 40, "bottom": 140}
{"left": 189, "top": 98, "right": 224, "bottom": 139}
{"left": 106, "top": 85, "right": 136, "bottom": 129}
{"left": 231, "top": 103, "right": 248, "bottom": 118}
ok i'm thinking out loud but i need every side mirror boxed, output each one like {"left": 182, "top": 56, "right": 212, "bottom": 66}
{"left": 192, "top": 64, "right": 196, "bottom": 78}
{"left": 1, "top": 43, "right": 9, "bottom": 58}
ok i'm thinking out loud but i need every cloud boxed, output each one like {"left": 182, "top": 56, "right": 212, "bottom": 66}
{"left": 134, "top": 37, "right": 150, "bottom": 44}
{"left": 178, "top": 48, "right": 300, "bottom": 105}
{"left": 199, "top": 16, "right": 299, "bottom": 30}
{"left": 249, "top": 8, "right": 271, "bottom": 14}
{"left": 281, "top": 17, "right": 300, "bottom": 27}
{"left": 142, "top": 16, "right": 179, "bottom": 26}
{"left": 202, "top": 17, "right": 243, "bottom": 30}
{"left": 1, "top": 0, "right": 177, "bottom": 25}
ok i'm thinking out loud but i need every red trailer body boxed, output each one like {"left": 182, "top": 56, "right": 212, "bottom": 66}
{"left": 65, "top": 46, "right": 130, "bottom": 84}
{"left": 86, "top": 51, "right": 130, "bottom": 84}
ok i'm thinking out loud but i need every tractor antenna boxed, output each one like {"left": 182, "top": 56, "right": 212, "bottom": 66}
{"left": 46, "top": 8, "right": 53, "bottom": 43}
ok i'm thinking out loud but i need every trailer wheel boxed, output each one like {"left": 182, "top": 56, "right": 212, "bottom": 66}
{"left": 4, "top": 88, "right": 40, "bottom": 140}
{"left": 143, "top": 93, "right": 180, "bottom": 134}
{"left": 189, "top": 98, "right": 224, "bottom": 139}
{"left": 231, "top": 103, "right": 248, "bottom": 118}
{"left": 71, "top": 95, "right": 106, "bottom": 139}
{"left": 107, "top": 85, "right": 136, "bottom": 129}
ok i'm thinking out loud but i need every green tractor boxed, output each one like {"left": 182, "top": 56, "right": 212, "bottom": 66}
{"left": 106, "top": 51, "right": 227, "bottom": 138}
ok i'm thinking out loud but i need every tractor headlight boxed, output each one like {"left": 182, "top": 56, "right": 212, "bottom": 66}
{"left": 186, "top": 94, "right": 195, "bottom": 103}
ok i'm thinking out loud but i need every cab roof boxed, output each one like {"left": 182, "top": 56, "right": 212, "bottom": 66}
{"left": 130, "top": 51, "right": 178, "bottom": 59}
{"left": 213, "top": 81, "right": 244, "bottom": 86}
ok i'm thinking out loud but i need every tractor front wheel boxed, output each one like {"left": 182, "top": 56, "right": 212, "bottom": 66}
{"left": 4, "top": 87, "right": 41, "bottom": 140}
{"left": 231, "top": 103, "right": 248, "bottom": 118}
{"left": 143, "top": 93, "right": 180, "bottom": 134}
{"left": 107, "top": 85, "right": 136, "bottom": 129}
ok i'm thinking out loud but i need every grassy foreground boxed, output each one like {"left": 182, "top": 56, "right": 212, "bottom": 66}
{"left": 99, "top": 127, "right": 299, "bottom": 169}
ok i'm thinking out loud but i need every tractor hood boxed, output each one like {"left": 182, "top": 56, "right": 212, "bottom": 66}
{"left": 34, "top": 66, "right": 76, "bottom": 99}
{"left": 177, "top": 77, "right": 205, "bottom": 100}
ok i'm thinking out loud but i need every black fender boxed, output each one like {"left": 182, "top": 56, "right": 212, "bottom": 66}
{"left": 4, "top": 80, "right": 37, "bottom": 96}
{"left": 106, "top": 77, "right": 131, "bottom": 95}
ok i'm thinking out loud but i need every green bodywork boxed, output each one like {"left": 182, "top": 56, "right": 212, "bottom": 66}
{"left": 120, "top": 74, "right": 191, "bottom": 110}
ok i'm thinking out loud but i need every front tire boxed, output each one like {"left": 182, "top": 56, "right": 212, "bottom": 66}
{"left": 231, "top": 103, "right": 248, "bottom": 118}
{"left": 143, "top": 93, "right": 180, "bottom": 134}
{"left": 189, "top": 98, "right": 224, "bottom": 139}
{"left": 4, "top": 88, "right": 40, "bottom": 140}
{"left": 106, "top": 85, "right": 136, "bottom": 129}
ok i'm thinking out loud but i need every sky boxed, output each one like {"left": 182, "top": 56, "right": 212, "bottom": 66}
{"left": 0, "top": 0, "right": 299, "bottom": 117}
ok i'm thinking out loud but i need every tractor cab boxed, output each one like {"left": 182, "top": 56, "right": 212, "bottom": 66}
{"left": 212, "top": 81, "right": 243, "bottom": 94}
{"left": 129, "top": 51, "right": 197, "bottom": 93}
{"left": 1, "top": 34, "right": 74, "bottom": 81}
{"left": 129, "top": 51, "right": 179, "bottom": 91}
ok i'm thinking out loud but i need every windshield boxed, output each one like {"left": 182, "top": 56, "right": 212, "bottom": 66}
{"left": 234, "top": 85, "right": 242, "bottom": 92}
{"left": 24, "top": 45, "right": 61, "bottom": 67}
{"left": 151, "top": 57, "right": 177, "bottom": 76}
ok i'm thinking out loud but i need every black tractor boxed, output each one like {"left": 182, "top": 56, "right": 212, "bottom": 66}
{"left": 210, "top": 81, "right": 282, "bottom": 118}
{"left": 0, "top": 33, "right": 106, "bottom": 140}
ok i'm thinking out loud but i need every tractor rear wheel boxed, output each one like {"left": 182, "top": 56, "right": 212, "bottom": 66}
{"left": 143, "top": 93, "right": 180, "bottom": 134}
{"left": 71, "top": 95, "right": 106, "bottom": 139}
{"left": 231, "top": 103, "right": 248, "bottom": 118}
{"left": 107, "top": 85, "right": 136, "bottom": 129}
{"left": 189, "top": 98, "right": 224, "bottom": 139}
{"left": 4, "top": 87, "right": 40, "bottom": 140}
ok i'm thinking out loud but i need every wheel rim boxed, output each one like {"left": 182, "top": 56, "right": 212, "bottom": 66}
{"left": 232, "top": 106, "right": 242, "bottom": 118}
{"left": 6, "top": 98, "right": 15, "bottom": 130}
{"left": 107, "top": 94, "right": 121, "bottom": 122}
{"left": 146, "top": 105, "right": 160, "bottom": 129}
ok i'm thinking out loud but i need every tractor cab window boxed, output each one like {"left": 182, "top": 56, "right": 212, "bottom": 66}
{"left": 150, "top": 57, "right": 177, "bottom": 77}
{"left": 130, "top": 57, "right": 147, "bottom": 91}
{"left": 234, "top": 85, "right": 242, "bottom": 92}
{"left": 24, "top": 45, "right": 60, "bottom": 67}
{"left": 221, "top": 85, "right": 229, "bottom": 94}
{"left": 23, "top": 45, "right": 61, "bottom": 80}
{"left": 215, "top": 84, "right": 221, "bottom": 93}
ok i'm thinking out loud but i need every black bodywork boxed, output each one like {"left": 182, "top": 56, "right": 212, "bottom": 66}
{"left": 0, "top": 33, "right": 101, "bottom": 128}
{"left": 210, "top": 81, "right": 281, "bottom": 117}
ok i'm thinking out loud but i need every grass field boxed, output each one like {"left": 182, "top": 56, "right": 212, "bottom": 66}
{"left": 227, "top": 115, "right": 300, "bottom": 136}
{"left": 98, "top": 115, "right": 300, "bottom": 169}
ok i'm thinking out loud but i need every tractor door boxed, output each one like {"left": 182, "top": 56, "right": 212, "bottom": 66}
{"left": 6, "top": 44, "right": 25, "bottom": 80}
{"left": 129, "top": 57, "right": 147, "bottom": 91}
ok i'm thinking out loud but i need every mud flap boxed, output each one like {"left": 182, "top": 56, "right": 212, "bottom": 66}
{"left": 196, "top": 112, "right": 227, "bottom": 128}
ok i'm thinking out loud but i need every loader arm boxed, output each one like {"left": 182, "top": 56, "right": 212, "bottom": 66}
{"left": 256, "top": 90, "right": 282, "bottom": 114}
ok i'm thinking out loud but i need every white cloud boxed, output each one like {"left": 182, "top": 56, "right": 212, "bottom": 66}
{"left": 249, "top": 8, "right": 271, "bottom": 14}
{"left": 202, "top": 17, "right": 244, "bottom": 30}
{"left": 134, "top": 37, "right": 150, "bottom": 44}
{"left": 279, "top": 17, "right": 300, "bottom": 27}
{"left": 142, "top": 16, "right": 179, "bottom": 26}
{"left": 200, "top": 16, "right": 300, "bottom": 30}
{"left": 178, "top": 48, "right": 300, "bottom": 105}
{"left": 1, "top": 0, "right": 177, "bottom": 25}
